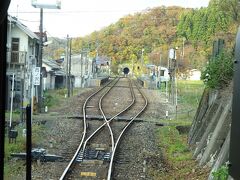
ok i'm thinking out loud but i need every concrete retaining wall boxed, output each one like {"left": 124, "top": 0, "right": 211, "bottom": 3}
{"left": 188, "top": 86, "right": 232, "bottom": 179}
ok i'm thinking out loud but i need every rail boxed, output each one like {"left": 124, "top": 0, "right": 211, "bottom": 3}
{"left": 60, "top": 77, "right": 144, "bottom": 179}
{"left": 59, "top": 77, "right": 117, "bottom": 180}
{"left": 107, "top": 80, "right": 148, "bottom": 180}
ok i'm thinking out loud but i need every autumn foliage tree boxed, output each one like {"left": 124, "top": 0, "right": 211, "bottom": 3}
{"left": 44, "top": 1, "right": 240, "bottom": 74}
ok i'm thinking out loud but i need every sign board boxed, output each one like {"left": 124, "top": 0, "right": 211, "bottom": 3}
{"left": 169, "top": 48, "right": 176, "bottom": 60}
{"left": 32, "top": 0, "right": 61, "bottom": 9}
{"left": 33, "top": 67, "right": 41, "bottom": 86}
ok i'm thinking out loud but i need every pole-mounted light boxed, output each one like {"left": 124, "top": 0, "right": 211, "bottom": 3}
{"left": 31, "top": 0, "right": 61, "bottom": 113}
{"left": 32, "top": 0, "right": 61, "bottom": 9}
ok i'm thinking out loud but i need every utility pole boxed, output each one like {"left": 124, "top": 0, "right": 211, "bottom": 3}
{"left": 68, "top": 38, "right": 73, "bottom": 95}
{"left": 38, "top": 8, "right": 43, "bottom": 112}
{"left": 20, "top": 65, "right": 24, "bottom": 123}
{"left": 132, "top": 58, "right": 134, "bottom": 77}
{"left": 141, "top": 48, "right": 144, "bottom": 68}
{"left": 172, "top": 60, "right": 176, "bottom": 105}
{"left": 68, "top": 37, "right": 72, "bottom": 97}
{"left": 32, "top": 0, "right": 61, "bottom": 111}
{"left": 65, "top": 35, "right": 68, "bottom": 92}
{"left": 95, "top": 42, "right": 100, "bottom": 78}
{"left": 80, "top": 51, "right": 83, "bottom": 88}
{"left": 66, "top": 35, "right": 70, "bottom": 97}
{"left": 159, "top": 52, "right": 162, "bottom": 89}
{"left": 9, "top": 73, "right": 15, "bottom": 128}
{"left": 168, "top": 48, "right": 177, "bottom": 105}
{"left": 175, "top": 58, "right": 178, "bottom": 120}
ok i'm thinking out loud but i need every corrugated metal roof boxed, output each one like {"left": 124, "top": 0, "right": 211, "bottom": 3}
{"left": 8, "top": 16, "right": 40, "bottom": 40}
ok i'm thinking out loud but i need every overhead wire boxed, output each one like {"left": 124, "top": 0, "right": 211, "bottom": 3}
{"left": 16, "top": 18, "right": 39, "bottom": 22}
{"left": 45, "top": 31, "right": 66, "bottom": 42}
{"left": 6, "top": 6, "right": 198, "bottom": 14}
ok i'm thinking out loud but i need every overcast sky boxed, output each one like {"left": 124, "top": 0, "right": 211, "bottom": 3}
{"left": 8, "top": 0, "right": 210, "bottom": 38}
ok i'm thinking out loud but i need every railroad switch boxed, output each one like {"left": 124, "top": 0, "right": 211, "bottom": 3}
{"left": 76, "top": 149, "right": 111, "bottom": 162}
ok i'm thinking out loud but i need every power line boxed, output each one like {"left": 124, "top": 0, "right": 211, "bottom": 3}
{"left": 17, "top": 18, "right": 39, "bottom": 22}
{"left": 46, "top": 31, "right": 65, "bottom": 43}
{"left": 6, "top": 7, "right": 196, "bottom": 14}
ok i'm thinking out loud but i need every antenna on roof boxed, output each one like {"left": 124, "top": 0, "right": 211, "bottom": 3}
{"left": 16, "top": 4, "right": 19, "bottom": 18}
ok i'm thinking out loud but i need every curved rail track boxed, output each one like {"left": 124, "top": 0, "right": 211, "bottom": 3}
{"left": 59, "top": 77, "right": 148, "bottom": 179}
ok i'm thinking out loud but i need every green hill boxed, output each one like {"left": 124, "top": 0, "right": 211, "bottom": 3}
{"left": 45, "top": 0, "right": 240, "bottom": 74}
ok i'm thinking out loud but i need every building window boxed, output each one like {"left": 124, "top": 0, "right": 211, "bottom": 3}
{"left": 11, "top": 37, "right": 20, "bottom": 63}
{"left": 160, "top": 70, "right": 164, "bottom": 76}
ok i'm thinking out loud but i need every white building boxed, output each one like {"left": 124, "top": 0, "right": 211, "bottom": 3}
{"left": 42, "top": 59, "right": 66, "bottom": 90}
{"left": 187, "top": 69, "right": 201, "bottom": 80}
{"left": 95, "top": 56, "right": 111, "bottom": 76}
{"left": 6, "top": 16, "right": 40, "bottom": 109}
{"left": 70, "top": 54, "right": 93, "bottom": 88}
{"left": 157, "top": 66, "right": 170, "bottom": 82}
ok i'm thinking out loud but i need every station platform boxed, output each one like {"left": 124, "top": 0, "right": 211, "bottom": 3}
{"left": 89, "top": 76, "right": 109, "bottom": 87}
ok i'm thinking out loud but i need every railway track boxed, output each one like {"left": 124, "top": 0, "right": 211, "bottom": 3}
{"left": 59, "top": 77, "right": 148, "bottom": 179}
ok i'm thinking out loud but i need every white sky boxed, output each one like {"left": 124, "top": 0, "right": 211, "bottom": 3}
{"left": 8, "top": 0, "right": 210, "bottom": 38}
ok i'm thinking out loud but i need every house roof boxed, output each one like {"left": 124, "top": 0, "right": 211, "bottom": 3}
{"left": 43, "top": 59, "right": 67, "bottom": 76}
{"left": 54, "top": 69, "right": 66, "bottom": 76}
{"left": 43, "top": 59, "right": 61, "bottom": 70}
{"left": 8, "top": 15, "right": 40, "bottom": 40}
{"left": 96, "top": 56, "right": 110, "bottom": 65}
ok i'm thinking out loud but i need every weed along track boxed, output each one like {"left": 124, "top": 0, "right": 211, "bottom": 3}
{"left": 60, "top": 77, "right": 148, "bottom": 179}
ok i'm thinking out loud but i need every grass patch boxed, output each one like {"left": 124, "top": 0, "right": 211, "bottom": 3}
{"left": 159, "top": 80, "right": 204, "bottom": 121}
{"left": 212, "top": 165, "right": 228, "bottom": 180}
{"left": 152, "top": 126, "right": 210, "bottom": 179}
{"left": 43, "top": 88, "right": 67, "bottom": 107}
{"left": 4, "top": 135, "right": 25, "bottom": 160}
{"left": 150, "top": 80, "right": 210, "bottom": 179}
{"left": 5, "top": 111, "right": 21, "bottom": 122}
{"left": 4, "top": 124, "right": 44, "bottom": 159}
{"left": 157, "top": 126, "right": 190, "bottom": 162}
{"left": 43, "top": 88, "right": 85, "bottom": 109}
{"left": 4, "top": 123, "right": 45, "bottom": 178}
{"left": 177, "top": 80, "right": 204, "bottom": 110}
{"left": 160, "top": 119, "right": 192, "bottom": 126}
{"left": 4, "top": 161, "right": 25, "bottom": 180}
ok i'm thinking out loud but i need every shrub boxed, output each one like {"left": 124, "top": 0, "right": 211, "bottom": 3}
{"left": 201, "top": 51, "right": 233, "bottom": 89}
{"left": 212, "top": 165, "right": 228, "bottom": 180}
{"left": 43, "top": 92, "right": 53, "bottom": 107}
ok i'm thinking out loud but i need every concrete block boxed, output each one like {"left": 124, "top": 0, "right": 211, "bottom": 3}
{"left": 199, "top": 100, "right": 231, "bottom": 166}
{"left": 193, "top": 103, "right": 223, "bottom": 158}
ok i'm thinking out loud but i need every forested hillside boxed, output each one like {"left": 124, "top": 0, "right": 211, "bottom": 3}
{"left": 43, "top": 37, "right": 66, "bottom": 60}
{"left": 45, "top": 0, "right": 240, "bottom": 74}
{"left": 69, "top": 6, "right": 187, "bottom": 72}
